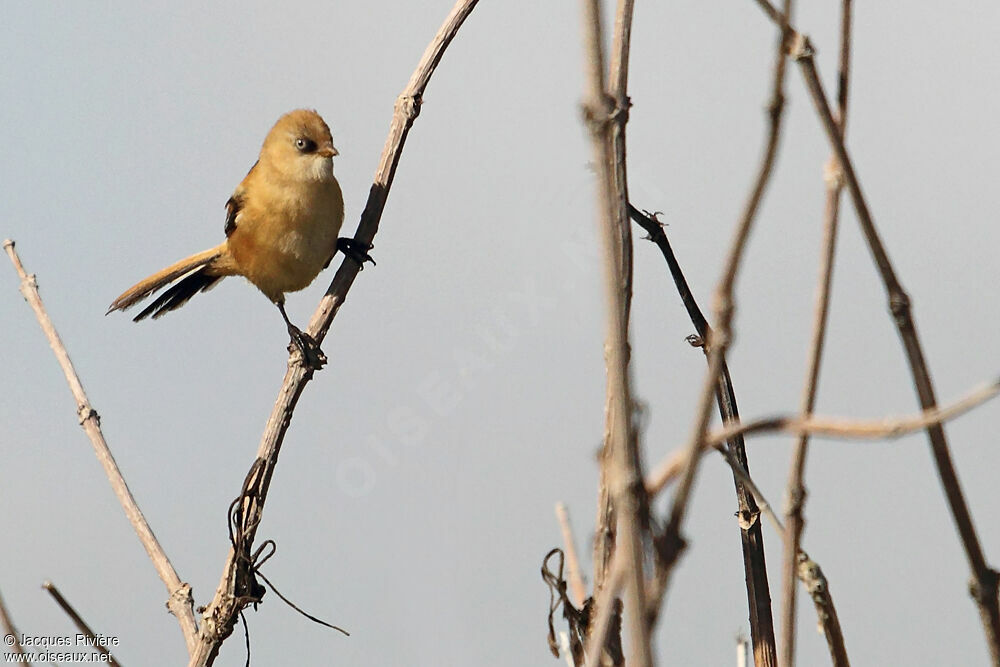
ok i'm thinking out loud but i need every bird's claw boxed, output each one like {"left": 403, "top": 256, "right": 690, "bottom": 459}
{"left": 337, "top": 237, "right": 376, "bottom": 269}
{"left": 288, "top": 325, "right": 327, "bottom": 369}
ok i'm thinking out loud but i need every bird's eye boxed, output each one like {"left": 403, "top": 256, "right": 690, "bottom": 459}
{"left": 295, "top": 137, "right": 317, "bottom": 153}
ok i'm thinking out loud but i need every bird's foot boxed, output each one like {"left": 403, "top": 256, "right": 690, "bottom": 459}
{"left": 337, "top": 237, "right": 376, "bottom": 269}
{"left": 287, "top": 325, "right": 327, "bottom": 370}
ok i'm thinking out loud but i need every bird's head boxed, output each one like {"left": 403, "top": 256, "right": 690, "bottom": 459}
{"left": 260, "top": 109, "right": 339, "bottom": 182}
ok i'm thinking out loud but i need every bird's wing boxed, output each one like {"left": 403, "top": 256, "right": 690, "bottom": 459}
{"left": 224, "top": 162, "right": 256, "bottom": 237}
{"left": 224, "top": 192, "right": 243, "bottom": 237}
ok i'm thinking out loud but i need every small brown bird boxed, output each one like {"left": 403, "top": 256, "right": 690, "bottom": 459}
{"left": 108, "top": 109, "right": 371, "bottom": 367}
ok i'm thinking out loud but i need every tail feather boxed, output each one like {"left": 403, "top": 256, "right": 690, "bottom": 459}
{"left": 108, "top": 244, "right": 229, "bottom": 318}
{"left": 133, "top": 269, "right": 223, "bottom": 321}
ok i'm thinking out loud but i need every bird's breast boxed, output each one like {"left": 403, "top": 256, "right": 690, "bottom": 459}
{"left": 227, "top": 178, "right": 345, "bottom": 302}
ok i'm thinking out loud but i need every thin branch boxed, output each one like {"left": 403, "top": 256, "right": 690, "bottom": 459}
{"left": 652, "top": 0, "right": 794, "bottom": 625}
{"left": 796, "top": 555, "right": 850, "bottom": 667}
{"left": 781, "top": 2, "right": 852, "bottom": 664}
{"left": 555, "top": 503, "right": 588, "bottom": 608}
{"left": 186, "top": 2, "right": 481, "bottom": 665}
{"left": 744, "top": 5, "right": 1000, "bottom": 656}
{"left": 0, "top": 588, "right": 28, "bottom": 662}
{"left": 3, "top": 239, "right": 198, "bottom": 650}
{"left": 592, "top": 0, "right": 640, "bottom": 604}
{"left": 645, "top": 376, "right": 1000, "bottom": 490}
{"left": 583, "top": 557, "right": 627, "bottom": 667}
{"left": 580, "top": 0, "right": 651, "bottom": 665}
{"left": 42, "top": 582, "right": 122, "bottom": 667}
{"left": 712, "top": 439, "right": 851, "bottom": 667}
{"left": 795, "top": 36, "right": 1000, "bottom": 659}
{"left": 608, "top": 0, "right": 635, "bottom": 320}
{"left": 629, "top": 205, "right": 777, "bottom": 663}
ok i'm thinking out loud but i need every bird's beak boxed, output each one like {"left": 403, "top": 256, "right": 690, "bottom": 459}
{"left": 318, "top": 145, "right": 339, "bottom": 158}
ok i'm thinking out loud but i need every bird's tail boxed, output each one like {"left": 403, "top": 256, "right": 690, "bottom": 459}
{"left": 107, "top": 243, "right": 233, "bottom": 321}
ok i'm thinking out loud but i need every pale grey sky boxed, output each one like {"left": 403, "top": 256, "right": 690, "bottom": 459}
{"left": 2, "top": 1, "right": 998, "bottom": 665}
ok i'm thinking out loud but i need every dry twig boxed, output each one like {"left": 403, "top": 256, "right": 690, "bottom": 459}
{"left": 781, "top": 2, "right": 852, "bottom": 664}
{"left": 579, "top": 0, "right": 651, "bottom": 665}
{"left": 592, "top": 0, "right": 641, "bottom": 602}
{"left": 644, "top": 376, "right": 1000, "bottom": 494}
{"left": 187, "top": 2, "right": 482, "bottom": 665}
{"left": 555, "top": 503, "right": 588, "bottom": 608}
{"left": 630, "top": 204, "right": 777, "bottom": 661}
{"left": 649, "top": 4, "right": 795, "bottom": 652}
{"left": 3, "top": 239, "right": 198, "bottom": 650}
{"left": 750, "top": 4, "right": 1000, "bottom": 658}
{"left": 43, "top": 581, "right": 122, "bottom": 667}
{"left": 0, "top": 588, "right": 28, "bottom": 661}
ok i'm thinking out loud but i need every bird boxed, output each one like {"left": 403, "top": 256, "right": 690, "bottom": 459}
{"left": 107, "top": 109, "right": 372, "bottom": 368}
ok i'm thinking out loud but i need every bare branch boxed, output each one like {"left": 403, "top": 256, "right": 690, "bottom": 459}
{"left": 555, "top": 503, "right": 588, "bottom": 608}
{"left": 651, "top": 0, "right": 795, "bottom": 630}
{"left": 186, "top": 2, "right": 482, "bottom": 664}
{"left": 0, "top": 587, "right": 28, "bottom": 662}
{"left": 583, "top": 557, "right": 627, "bottom": 667}
{"left": 43, "top": 581, "right": 122, "bottom": 667}
{"left": 645, "top": 376, "right": 1000, "bottom": 492}
{"left": 746, "top": 5, "right": 1000, "bottom": 655}
{"left": 579, "top": 0, "right": 651, "bottom": 665}
{"left": 592, "top": 0, "right": 640, "bottom": 602}
{"left": 712, "top": 438, "right": 852, "bottom": 667}
{"left": 781, "top": 2, "right": 852, "bottom": 664}
{"left": 3, "top": 239, "right": 197, "bottom": 650}
{"left": 629, "top": 204, "right": 777, "bottom": 661}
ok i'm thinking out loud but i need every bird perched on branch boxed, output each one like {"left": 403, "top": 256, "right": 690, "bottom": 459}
{"left": 108, "top": 109, "right": 372, "bottom": 368}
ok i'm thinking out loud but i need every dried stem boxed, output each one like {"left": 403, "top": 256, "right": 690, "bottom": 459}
{"left": 796, "top": 556, "right": 849, "bottom": 666}
{"left": 3, "top": 239, "right": 197, "bottom": 651}
{"left": 766, "top": 17, "right": 1000, "bottom": 664}
{"left": 651, "top": 0, "right": 794, "bottom": 627}
{"left": 628, "top": 206, "right": 777, "bottom": 662}
{"left": 43, "top": 581, "right": 122, "bottom": 667}
{"left": 592, "top": 0, "right": 640, "bottom": 602}
{"left": 645, "top": 375, "right": 999, "bottom": 491}
{"left": 555, "top": 503, "right": 588, "bottom": 607}
{"left": 186, "top": 2, "right": 481, "bottom": 665}
{"left": 580, "top": 0, "right": 651, "bottom": 665}
{"left": 781, "top": 2, "right": 852, "bottom": 664}
{"left": 708, "top": 435, "right": 850, "bottom": 667}
{"left": 583, "top": 557, "right": 627, "bottom": 667}
{"left": 0, "top": 588, "right": 28, "bottom": 660}
{"left": 751, "top": 3, "right": 1000, "bottom": 659}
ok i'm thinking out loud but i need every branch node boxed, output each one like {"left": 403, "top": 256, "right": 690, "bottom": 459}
{"left": 77, "top": 404, "right": 100, "bottom": 426}
{"left": 790, "top": 33, "right": 814, "bottom": 61}
{"left": 167, "top": 582, "right": 193, "bottom": 614}
{"left": 580, "top": 94, "right": 616, "bottom": 136}
{"left": 395, "top": 92, "right": 423, "bottom": 125}
{"left": 968, "top": 568, "right": 1000, "bottom": 605}
{"left": 784, "top": 484, "right": 807, "bottom": 516}
{"left": 822, "top": 155, "right": 844, "bottom": 188}
{"left": 611, "top": 96, "right": 631, "bottom": 125}
{"left": 797, "top": 554, "right": 827, "bottom": 598}
{"left": 888, "top": 290, "right": 912, "bottom": 324}
{"left": 685, "top": 334, "right": 705, "bottom": 349}
{"left": 736, "top": 507, "right": 760, "bottom": 531}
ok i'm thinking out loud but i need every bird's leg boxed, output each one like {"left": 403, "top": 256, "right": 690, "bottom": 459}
{"left": 337, "top": 237, "right": 376, "bottom": 269}
{"left": 276, "top": 301, "right": 326, "bottom": 369}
